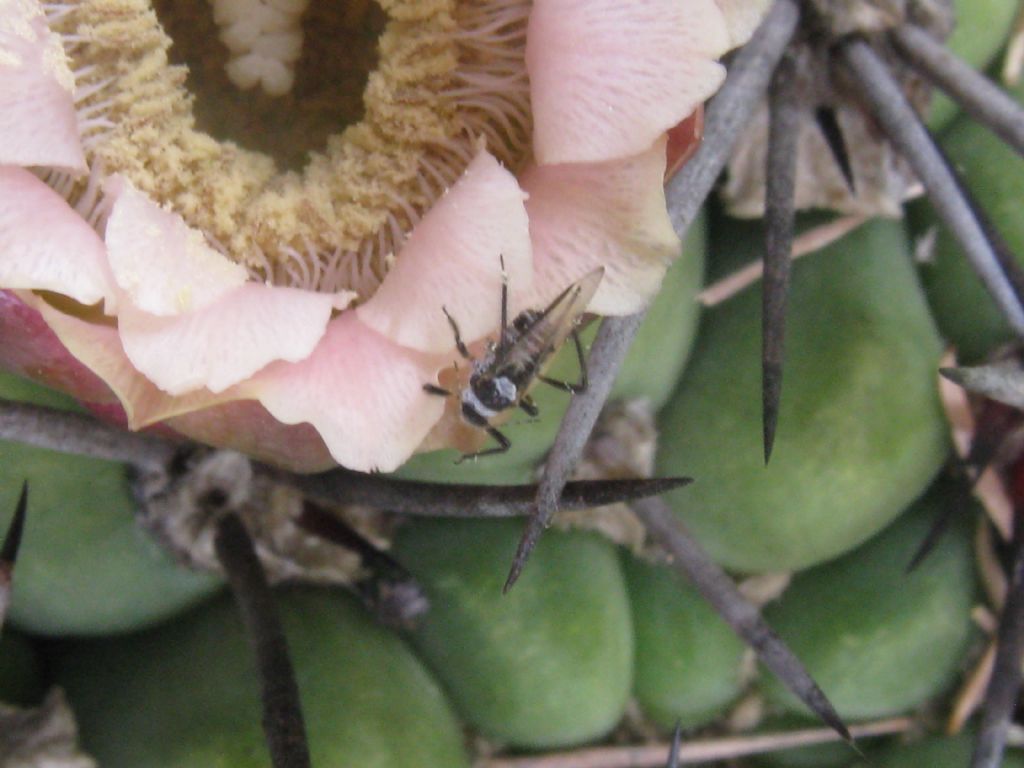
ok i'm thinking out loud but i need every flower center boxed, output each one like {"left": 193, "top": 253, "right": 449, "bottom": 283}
{"left": 43, "top": 0, "right": 531, "bottom": 300}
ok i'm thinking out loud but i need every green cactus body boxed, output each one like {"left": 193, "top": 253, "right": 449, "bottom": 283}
{"left": 865, "top": 733, "right": 1024, "bottom": 767}
{"left": 761, "top": 484, "right": 975, "bottom": 719}
{"left": 748, "top": 714, "right": 859, "bottom": 768}
{"left": 52, "top": 589, "right": 469, "bottom": 768}
{"left": 916, "top": 70, "right": 1024, "bottom": 362}
{"left": 393, "top": 519, "right": 633, "bottom": 748}
{"left": 658, "top": 218, "right": 948, "bottom": 572}
{"left": 925, "top": 0, "right": 1019, "bottom": 131}
{"left": 0, "top": 373, "right": 220, "bottom": 635}
{"left": 623, "top": 552, "right": 746, "bottom": 730}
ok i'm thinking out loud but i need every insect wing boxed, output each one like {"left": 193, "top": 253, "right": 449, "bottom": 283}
{"left": 498, "top": 267, "right": 604, "bottom": 375}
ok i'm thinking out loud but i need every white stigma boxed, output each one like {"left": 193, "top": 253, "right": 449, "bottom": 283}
{"left": 210, "top": 0, "right": 309, "bottom": 96}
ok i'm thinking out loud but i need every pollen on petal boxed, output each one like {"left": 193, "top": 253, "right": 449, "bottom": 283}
{"left": 242, "top": 312, "right": 448, "bottom": 473}
{"left": 0, "top": 0, "right": 85, "bottom": 172}
{"left": 356, "top": 149, "right": 533, "bottom": 353}
{"left": 117, "top": 282, "right": 336, "bottom": 396}
{"left": 519, "top": 137, "right": 680, "bottom": 316}
{"left": 103, "top": 176, "right": 249, "bottom": 317}
{"left": 526, "top": 0, "right": 730, "bottom": 164}
{"left": 0, "top": 166, "right": 113, "bottom": 307}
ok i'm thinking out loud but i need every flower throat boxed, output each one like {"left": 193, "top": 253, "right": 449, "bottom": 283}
{"left": 152, "top": 0, "right": 387, "bottom": 172}
{"left": 42, "top": 0, "right": 531, "bottom": 298}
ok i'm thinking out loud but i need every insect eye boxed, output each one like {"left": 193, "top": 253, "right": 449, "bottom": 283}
{"left": 472, "top": 376, "right": 514, "bottom": 411}
{"left": 477, "top": 378, "right": 498, "bottom": 400}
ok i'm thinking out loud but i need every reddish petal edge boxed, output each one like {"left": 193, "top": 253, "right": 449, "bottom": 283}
{"left": 168, "top": 400, "right": 337, "bottom": 473}
{"left": 0, "top": 289, "right": 338, "bottom": 471}
{"left": 0, "top": 289, "right": 114, "bottom": 405}
{"left": 0, "top": 292, "right": 456, "bottom": 473}
{"left": 665, "top": 107, "right": 704, "bottom": 181}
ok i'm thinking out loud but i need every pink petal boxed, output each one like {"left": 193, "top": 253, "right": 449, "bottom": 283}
{"left": 167, "top": 400, "right": 337, "bottom": 473}
{"left": 1, "top": 292, "right": 338, "bottom": 473}
{"left": 0, "top": 2, "right": 85, "bottom": 172}
{"left": 103, "top": 176, "right": 249, "bottom": 316}
{"left": 0, "top": 166, "right": 114, "bottom": 306}
{"left": 527, "top": 0, "right": 730, "bottom": 164}
{"left": 117, "top": 282, "right": 336, "bottom": 395}
{"left": 519, "top": 137, "right": 680, "bottom": 315}
{"left": 357, "top": 150, "right": 532, "bottom": 352}
{"left": 26, "top": 294, "right": 237, "bottom": 428}
{"left": 242, "top": 312, "right": 448, "bottom": 472}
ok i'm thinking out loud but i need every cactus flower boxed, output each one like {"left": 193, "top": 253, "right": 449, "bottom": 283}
{"left": 0, "top": 0, "right": 754, "bottom": 472}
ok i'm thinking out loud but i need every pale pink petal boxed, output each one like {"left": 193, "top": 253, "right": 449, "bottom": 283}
{"left": 24, "top": 293, "right": 238, "bottom": 428}
{"left": 0, "top": 0, "right": 85, "bottom": 172}
{"left": 716, "top": 0, "right": 772, "bottom": 49}
{"left": 527, "top": 0, "right": 730, "bottom": 164}
{"left": 242, "top": 312, "right": 447, "bottom": 472}
{"left": 117, "top": 282, "right": 335, "bottom": 395}
{"left": 519, "top": 137, "right": 680, "bottom": 315}
{"left": 103, "top": 176, "right": 249, "bottom": 316}
{"left": 357, "top": 149, "right": 532, "bottom": 353}
{"left": 0, "top": 166, "right": 114, "bottom": 306}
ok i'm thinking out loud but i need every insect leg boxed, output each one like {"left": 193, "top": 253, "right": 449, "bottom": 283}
{"left": 422, "top": 384, "right": 452, "bottom": 397}
{"left": 538, "top": 327, "right": 588, "bottom": 394}
{"left": 456, "top": 425, "right": 511, "bottom": 463}
{"left": 518, "top": 394, "right": 539, "bottom": 417}
{"left": 442, "top": 306, "right": 471, "bottom": 359}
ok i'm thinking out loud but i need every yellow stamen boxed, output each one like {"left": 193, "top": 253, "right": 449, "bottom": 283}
{"left": 43, "top": 0, "right": 531, "bottom": 298}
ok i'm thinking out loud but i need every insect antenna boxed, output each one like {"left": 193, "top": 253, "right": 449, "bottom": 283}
{"left": 498, "top": 254, "right": 511, "bottom": 354}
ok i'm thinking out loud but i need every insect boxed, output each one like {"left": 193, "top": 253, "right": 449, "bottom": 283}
{"left": 423, "top": 264, "right": 604, "bottom": 461}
